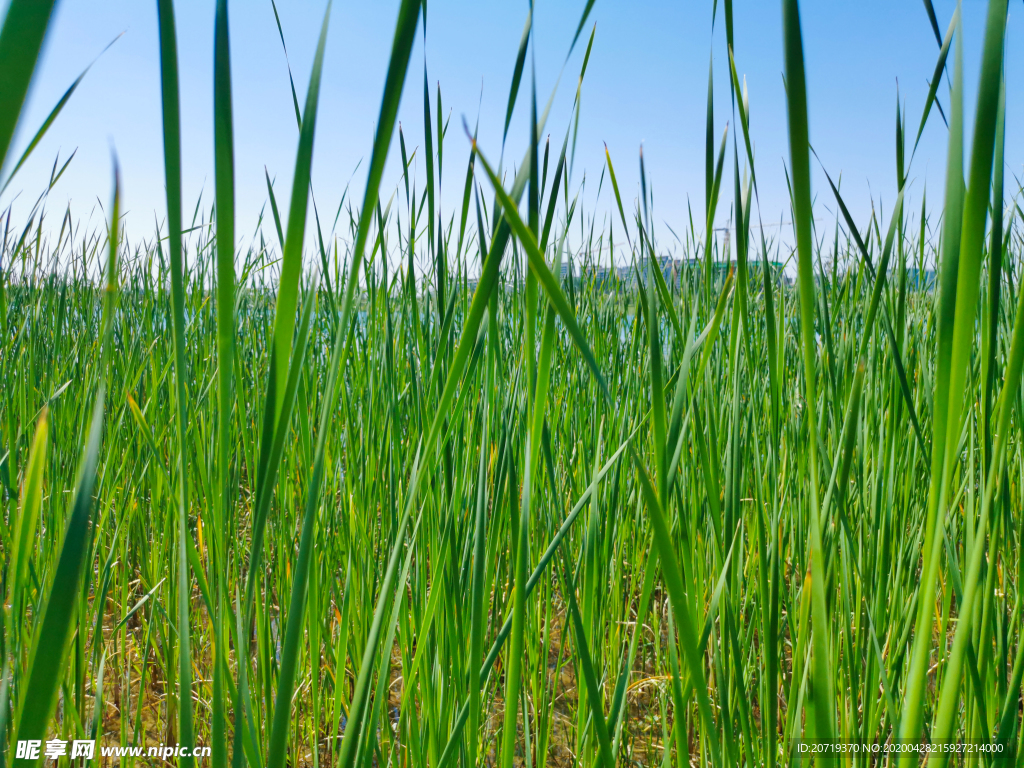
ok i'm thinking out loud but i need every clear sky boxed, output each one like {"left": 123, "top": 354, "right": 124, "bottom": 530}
{"left": 1, "top": 0, "right": 1021, "bottom": 265}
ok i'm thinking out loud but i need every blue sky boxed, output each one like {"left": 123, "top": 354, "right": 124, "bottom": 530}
{"left": 1, "top": 0, "right": 1021, "bottom": 265}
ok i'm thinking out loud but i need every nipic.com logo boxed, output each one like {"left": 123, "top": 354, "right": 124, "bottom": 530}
{"left": 15, "top": 739, "right": 212, "bottom": 761}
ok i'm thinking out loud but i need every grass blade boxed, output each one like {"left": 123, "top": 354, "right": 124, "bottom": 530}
{"left": 0, "top": 0, "right": 59, "bottom": 174}
{"left": 154, "top": 1, "right": 195, "bottom": 757}
{"left": 781, "top": 0, "right": 835, "bottom": 747}
{"left": 270, "top": 1, "right": 330, "bottom": 418}
{"left": 212, "top": 0, "right": 235, "bottom": 765}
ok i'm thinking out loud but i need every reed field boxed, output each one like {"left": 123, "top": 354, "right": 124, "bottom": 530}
{"left": 0, "top": 0, "right": 1022, "bottom": 765}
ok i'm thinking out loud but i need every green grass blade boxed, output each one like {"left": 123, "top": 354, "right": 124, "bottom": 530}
{"left": 320, "top": 4, "right": 422, "bottom": 767}
{"left": 212, "top": 0, "right": 235, "bottom": 765}
{"left": 6, "top": 409, "right": 47, "bottom": 621}
{"left": 913, "top": 3, "right": 1008, "bottom": 761}
{"left": 270, "top": 1, "right": 330, "bottom": 418}
{"left": 912, "top": 5, "right": 957, "bottom": 157}
{"left": 154, "top": 1, "right": 195, "bottom": 757}
{"left": 567, "top": 0, "right": 597, "bottom": 58}
{"left": 562, "top": 558, "right": 615, "bottom": 768}
{"left": 423, "top": 64, "right": 435, "bottom": 259}
{"left": 633, "top": 453, "right": 721, "bottom": 767}
{"left": 265, "top": 286, "right": 321, "bottom": 768}
{"left": 641, "top": 268, "right": 667, "bottom": 491}
{"left": 603, "top": 144, "right": 631, "bottom": 248}
{"left": 265, "top": 168, "right": 285, "bottom": 253}
{"left": 982, "top": 54, "right": 1005, "bottom": 460}
{"left": 502, "top": 9, "right": 530, "bottom": 144}
{"left": 899, "top": 9, "right": 965, "bottom": 755}
{"left": 0, "top": 34, "right": 120, "bottom": 194}
{"left": 705, "top": 50, "right": 714, "bottom": 215}
{"left": 474, "top": 145, "right": 610, "bottom": 403}
{"left": 0, "top": 0, "right": 59, "bottom": 174}
{"left": 781, "top": 0, "right": 835, "bottom": 748}
{"left": 270, "top": 0, "right": 302, "bottom": 129}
